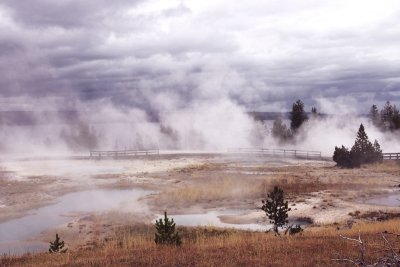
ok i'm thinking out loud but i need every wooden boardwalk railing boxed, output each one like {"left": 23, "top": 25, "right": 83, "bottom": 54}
{"left": 90, "top": 149, "right": 159, "bottom": 159}
{"left": 89, "top": 148, "right": 323, "bottom": 160}
{"left": 383, "top": 153, "right": 400, "bottom": 160}
{"left": 228, "top": 148, "right": 322, "bottom": 160}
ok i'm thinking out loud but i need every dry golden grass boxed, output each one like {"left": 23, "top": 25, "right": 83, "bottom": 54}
{"left": 151, "top": 159, "right": 400, "bottom": 212}
{"left": 363, "top": 160, "right": 400, "bottom": 176}
{"left": 154, "top": 177, "right": 270, "bottom": 205}
{"left": 153, "top": 171, "right": 365, "bottom": 209}
{"left": 4, "top": 159, "right": 399, "bottom": 266}
{"left": 3, "top": 220, "right": 400, "bottom": 267}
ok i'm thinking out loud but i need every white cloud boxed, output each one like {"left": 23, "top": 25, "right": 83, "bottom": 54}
{"left": 0, "top": 0, "right": 399, "bottom": 113}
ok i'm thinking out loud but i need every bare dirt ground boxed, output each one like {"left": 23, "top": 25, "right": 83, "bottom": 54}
{"left": 0, "top": 154, "right": 204, "bottom": 222}
{"left": 1, "top": 153, "right": 400, "bottom": 250}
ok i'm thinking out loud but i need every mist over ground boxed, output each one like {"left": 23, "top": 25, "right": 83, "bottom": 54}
{"left": 0, "top": 95, "right": 399, "bottom": 157}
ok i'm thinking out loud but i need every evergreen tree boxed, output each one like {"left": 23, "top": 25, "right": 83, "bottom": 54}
{"left": 333, "top": 124, "right": 383, "bottom": 168}
{"left": 381, "top": 101, "right": 394, "bottom": 130}
{"left": 378, "top": 101, "right": 400, "bottom": 131}
{"left": 311, "top": 107, "right": 318, "bottom": 118}
{"left": 49, "top": 233, "right": 66, "bottom": 253}
{"left": 392, "top": 105, "right": 400, "bottom": 130}
{"left": 154, "top": 211, "right": 181, "bottom": 246}
{"left": 272, "top": 117, "right": 292, "bottom": 142}
{"left": 311, "top": 107, "right": 317, "bottom": 114}
{"left": 333, "top": 146, "right": 352, "bottom": 168}
{"left": 369, "top": 104, "right": 382, "bottom": 128}
{"left": 290, "top": 99, "right": 308, "bottom": 132}
{"left": 350, "top": 124, "right": 375, "bottom": 166}
{"left": 368, "top": 101, "right": 400, "bottom": 132}
{"left": 373, "top": 140, "right": 383, "bottom": 162}
{"left": 261, "top": 186, "right": 291, "bottom": 234}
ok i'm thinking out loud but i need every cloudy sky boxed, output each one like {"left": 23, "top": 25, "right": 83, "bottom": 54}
{"left": 1, "top": 0, "right": 400, "bottom": 114}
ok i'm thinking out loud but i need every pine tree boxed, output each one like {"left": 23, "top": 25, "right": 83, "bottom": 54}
{"left": 333, "top": 145, "right": 352, "bottom": 168}
{"left": 311, "top": 107, "right": 317, "bottom": 114}
{"left": 369, "top": 104, "right": 382, "bottom": 128}
{"left": 350, "top": 124, "right": 375, "bottom": 166}
{"left": 311, "top": 107, "right": 318, "bottom": 118}
{"left": 333, "top": 124, "right": 383, "bottom": 168}
{"left": 290, "top": 99, "right": 308, "bottom": 132}
{"left": 381, "top": 101, "right": 394, "bottom": 130}
{"left": 261, "top": 186, "right": 291, "bottom": 234}
{"left": 272, "top": 117, "right": 292, "bottom": 142}
{"left": 373, "top": 140, "right": 383, "bottom": 162}
{"left": 154, "top": 211, "right": 181, "bottom": 246}
{"left": 392, "top": 105, "right": 400, "bottom": 130}
{"left": 49, "top": 233, "right": 66, "bottom": 253}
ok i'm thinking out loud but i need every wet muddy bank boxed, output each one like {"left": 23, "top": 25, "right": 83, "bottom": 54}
{"left": 0, "top": 188, "right": 153, "bottom": 255}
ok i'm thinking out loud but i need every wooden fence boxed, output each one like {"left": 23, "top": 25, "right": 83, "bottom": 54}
{"left": 228, "top": 148, "right": 322, "bottom": 160}
{"left": 383, "top": 153, "right": 400, "bottom": 160}
{"left": 89, "top": 148, "right": 323, "bottom": 160}
{"left": 90, "top": 149, "right": 159, "bottom": 159}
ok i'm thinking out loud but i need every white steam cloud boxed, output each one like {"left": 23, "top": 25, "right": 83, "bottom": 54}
{"left": 0, "top": 91, "right": 399, "bottom": 158}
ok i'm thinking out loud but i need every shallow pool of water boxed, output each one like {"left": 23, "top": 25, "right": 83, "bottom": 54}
{"left": 154, "top": 211, "right": 309, "bottom": 232}
{"left": 365, "top": 194, "right": 400, "bottom": 206}
{"left": 0, "top": 188, "right": 152, "bottom": 255}
{"left": 170, "top": 211, "right": 267, "bottom": 231}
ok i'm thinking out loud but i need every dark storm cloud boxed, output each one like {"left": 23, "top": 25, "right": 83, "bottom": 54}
{"left": 0, "top": 0, "right": 400, "bottom": 113}
{"left": 0, "top": 0, "right": 143, "bottom": 28}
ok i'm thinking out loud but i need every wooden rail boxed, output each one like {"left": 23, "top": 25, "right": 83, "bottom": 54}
{"left": 90, "top": 149, "right": 159, "bottom": 159}
{"left": 228, "top": 148, "right": 322, "bottom": 160}
{"left": 383, "top": 153, "right": 400, "bottom": 160}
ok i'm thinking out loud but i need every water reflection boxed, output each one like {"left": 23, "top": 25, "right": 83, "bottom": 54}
{"left": 0, "top": 189, "right": 152, "bottom": 255}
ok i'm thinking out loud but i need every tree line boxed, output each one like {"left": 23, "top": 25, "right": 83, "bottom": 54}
{"left": 264, "top": 99, "right": 398, "bottom": 168}
{"left": 369, "top": 101, "right": 400, "bottom": 131}
{"left": 333, "top": 124, "right": 382, "bottom": 168}
{"left": 269, "top": 100, "right": 400, "bottom": 145}
{"left": 271, "top": 99, "right": 318, "bottom": 143}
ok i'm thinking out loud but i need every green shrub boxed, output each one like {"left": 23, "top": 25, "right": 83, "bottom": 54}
{"left": 49, "top": 233, "right": 67, "bottom": 253}
{"left": 155, "top": 211, "right": 182, "bottom": 246}
{"left": 333, "top": 124, "right": 383, "bottom": 168}
{"left": 261, "top": 186, "right": 291, "bottom": 234}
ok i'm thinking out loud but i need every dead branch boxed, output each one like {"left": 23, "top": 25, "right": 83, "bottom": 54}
{"left": 381, "top": 231, "right": 400, "bottom": 237}
{"left": 334, "top": 232, "right": 366, "bottom": 266}
{"left": 380, "top": 232, "right": 398, "bottom": 257}
{"left": 331, "top": 258, "right": 361, "bottom": 267}
{"left": 333, "top": 232, "right": 400, "bottom": 267}
{"left": 339, "top": 234, "right": 363, "bottom": 244}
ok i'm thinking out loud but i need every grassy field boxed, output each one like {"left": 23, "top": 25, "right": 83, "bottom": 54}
{"left": 2, "top": 219, "right": 400, "bottom": 266}
{"left": 2, "top": 159, "right": 400, "bottom": 266}
{"left": 151, "top": 160, "right": 400, "bottom": 218}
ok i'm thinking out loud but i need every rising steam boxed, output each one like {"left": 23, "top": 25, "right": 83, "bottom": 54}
{"left": 0, "top": 94, "right": 399, "bottom": 158}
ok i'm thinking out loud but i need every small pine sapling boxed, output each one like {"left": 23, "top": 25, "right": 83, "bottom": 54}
{"left": 155, "top": 211, "right": 181, "bottom": 246}
{"left": 261, "top": 186, "right": 291, "bottom": 235}
{"left": 285, "top": 224, "right": 303, "bottom": 235}
{"left": 49, "top": 233, "right": 67, "bottom": 253}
